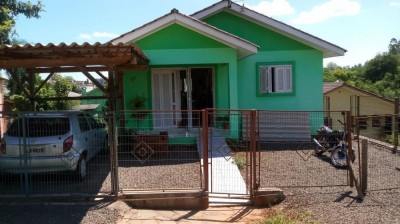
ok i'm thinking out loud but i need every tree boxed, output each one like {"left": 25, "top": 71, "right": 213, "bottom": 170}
{"left": 389, "top": 38, "right": 400, "bottom": 55}
{"left": 7, "top": 74, "right": 80, "bottom": 111}
{"left": 52, "top": 74, "right": 79, "bottom": 110}
{"left": 0, "top": 0, "right": 43, "bottom": 44}
{"left": 362, "top": 53, "right": 398, "bottom": 83}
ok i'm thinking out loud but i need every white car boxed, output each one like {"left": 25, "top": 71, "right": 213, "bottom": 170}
{"left": 0, "top": 111, "right": 107, "bottom": 180}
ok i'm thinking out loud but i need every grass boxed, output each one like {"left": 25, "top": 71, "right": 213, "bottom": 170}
{"left": 233, "top": 154, "right": 246, "bottom": 170}
{"left": 259, "top": 209, "right": 319, "bottom": 224}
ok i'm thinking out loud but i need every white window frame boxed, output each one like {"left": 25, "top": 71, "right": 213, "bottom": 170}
{"left": 259, "top": 64, "right": 293, "bottom": 94}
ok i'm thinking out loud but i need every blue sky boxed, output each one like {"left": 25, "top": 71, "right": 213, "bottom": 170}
{"left": 13, "top": 0, "right": 400, "bottom": 69}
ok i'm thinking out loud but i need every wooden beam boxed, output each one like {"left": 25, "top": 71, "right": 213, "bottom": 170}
{"left": 33, "top": 72, "right": 55, "bottom": 96}
{"left": 34, "top": 95, "right": 121, "bottom": 101}
{"left": 115, "top": 64, "right": 149, "bottom": 72}
{"left": 28, "top": 66, "right": 109, "bottom": 74}
{"left": 0, "top": 56, "right": 133, "bottom": 69}
{"left": 26, "top": 64, "right": 148, "bottom": 74}
{"left": 79, "top": 67, "right": 107, "bottom": 94}
{"left": 28, "top": 71, "right": 35, "bottom": 111}
{"left": 96, "top": 71, "right": 108, "bottom": 82}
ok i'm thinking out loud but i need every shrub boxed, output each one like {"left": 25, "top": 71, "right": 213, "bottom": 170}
{"left": 233, "top": 154, "right": 245, "bottom": 170}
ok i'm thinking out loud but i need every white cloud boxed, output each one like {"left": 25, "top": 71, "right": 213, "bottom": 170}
{"left": 292, "top": 0, "right": 361, "bottom": 25}
{"left": 390, "top": 0, "right": 400, "bottom": 7}
{"left": 78, "top": 32, "right": 118, "bottom": 40}
{"left": 245, "top": 0, "right": 295, "bottom": 17}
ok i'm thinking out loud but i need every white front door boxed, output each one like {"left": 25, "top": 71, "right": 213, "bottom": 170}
{"left": 151, "top": 69, "right": 182, "bottom": 128}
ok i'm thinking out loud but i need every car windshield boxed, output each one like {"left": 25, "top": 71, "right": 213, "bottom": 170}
{"left": 7, "top": 117, "right": 70, "bottom": 137}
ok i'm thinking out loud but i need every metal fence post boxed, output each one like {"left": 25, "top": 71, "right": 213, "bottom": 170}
{"left": 250, "top": 110, "right": 257, "bottom": 199}
{"left": 202, "top": 109, "right": 209, "bottom": 192}
{"left": 108, "top": 111, "right": 119, "bottom": 199}
{"left": 346, "top": 111, "right": 364, "bottom": 199}
{"left": 361, "top": 139, "right": 368, "bottom": 195}
{"left": 393, "top": 98, "right": 399, "bottom": 153}
{"left": 345, "top": 111, "right": 354, "bottom": 188}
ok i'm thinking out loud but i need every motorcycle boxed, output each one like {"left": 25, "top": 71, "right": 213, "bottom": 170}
{"left": 312, "top": 121, "right": 355, "bottom": 168}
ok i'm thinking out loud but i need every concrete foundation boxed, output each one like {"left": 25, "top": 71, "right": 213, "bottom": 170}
{"left": 119, "top": 190, "right": 209, "bottom": 210}
{"left": 253, "top": 188, "right": 286, "bottom": 207}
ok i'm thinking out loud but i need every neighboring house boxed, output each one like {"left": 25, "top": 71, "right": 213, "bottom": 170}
{"left": 79, "top": 88, "right": 107, "bottom": 113}
{"left": 323, "top": 82, "right": 396, "bottom": 139}
{"left": 110, "top": 0, "right": 346, "bottom": 132}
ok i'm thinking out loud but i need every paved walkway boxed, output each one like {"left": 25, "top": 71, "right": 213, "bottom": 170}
{"left": 197, "top": 131, "right": 249, "bottom": 204}
{"left": 113, "top": 201, "right": 265, "bottom": 224}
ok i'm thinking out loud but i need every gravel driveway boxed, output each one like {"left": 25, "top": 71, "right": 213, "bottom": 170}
{"left": 0, "top": 140, "right": 398, "bottom": 224}
{"left": 251, "top": 140, "right": 400, "bottom": 223}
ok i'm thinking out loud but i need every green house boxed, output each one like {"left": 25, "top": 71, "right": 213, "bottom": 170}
{"left": 110, "top": 0, "right": 345, "bottom": 132}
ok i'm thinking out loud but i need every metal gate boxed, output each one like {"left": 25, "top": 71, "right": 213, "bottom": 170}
{"left": 202, "top": 109, "right": 258, "bottom": 203}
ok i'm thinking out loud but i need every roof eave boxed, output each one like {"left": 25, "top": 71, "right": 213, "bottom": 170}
{"left": 192, "top": 1, "right": 347, "bottom": 58}
{"left": 111, "top": 10, "right": 259, "bottom": 60}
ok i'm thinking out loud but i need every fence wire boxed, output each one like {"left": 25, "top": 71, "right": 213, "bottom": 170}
{"left": 0, "top": 111, "right": 113, "bottom": 197}
{"left": 354, "top": 116, "right": 400, "bottom": 191}
{"left": 257, "top": 111, "right": 353, "bottom": 188}
{"left": 116, "top": 110, "right": 203, "bottom": 191}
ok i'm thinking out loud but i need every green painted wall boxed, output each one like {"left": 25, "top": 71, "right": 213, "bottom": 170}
{"left": 136, "top": 24, "right": 228, "bottom": 49}
{"left": 202, "top": 11, "right": 313, "bottom": 51}
{"left": 238, "top": 50, "right": 323, "bottom": 110}
{"left": 202, "top": 10, "right": 324, "bottom": 111}
{"left": 124, "top": 12, "right": 325, "bottom": 115}
{"left": 132, "top": 23, "right": 238, "bottom": 111}
{"left": 123, "top": 70, "right": 152, "bottom": 130}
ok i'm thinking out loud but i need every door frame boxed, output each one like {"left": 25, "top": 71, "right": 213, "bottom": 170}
{"left": 151, "top": 67, "right": 215, "bottom": 128}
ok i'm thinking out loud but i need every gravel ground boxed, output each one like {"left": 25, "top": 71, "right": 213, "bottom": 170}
{"left": 249, "top": 140, "right": 400, "bottom": 224}
{"left": 0, "top": 202, "right": 123, "bottom": 224}
{"left": 271, "top": 187, "right": 400, "bottom": 224}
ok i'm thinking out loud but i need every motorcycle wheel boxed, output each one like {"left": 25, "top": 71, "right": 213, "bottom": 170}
{"left": 331, "top": 147, "right": 355, "bottom": 168}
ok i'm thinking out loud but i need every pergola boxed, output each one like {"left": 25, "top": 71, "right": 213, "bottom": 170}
{"left": 0, "top": 42, "right": 149, "bottom": 111}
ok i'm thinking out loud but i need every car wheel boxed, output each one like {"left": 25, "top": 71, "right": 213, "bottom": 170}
{"left": 75, "top": 156, "right": 87, "bottom": 180}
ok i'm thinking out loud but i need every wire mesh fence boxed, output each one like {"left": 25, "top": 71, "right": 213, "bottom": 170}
{"left": 0, "top": 108, "right": 366, "bottom": 200}
{"left": 0, "top": 111, "right": 113, "bottom": 197}
{"left": 354, "top": 116, "right": 400, "bottom": 191}
{"left": 257, "top": 111, "right": 353, "bottom": 188}
{"left": 116, "top": 110, "right": 204, "bottom": 191}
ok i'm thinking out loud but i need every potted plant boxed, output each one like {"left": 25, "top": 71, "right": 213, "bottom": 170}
{"left": 130, "top": 94, "right": 148, "bottom": 119}
{"left": 217, "top": 114, "right": 230, "bottom": 129}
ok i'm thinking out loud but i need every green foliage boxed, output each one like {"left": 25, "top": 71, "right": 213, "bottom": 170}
{"left": 9, "top": 94, "right": 30, "bottom": 111}
{"left": 0, "top": 0, "right": 43, "bottom": 44}
{"left": 52, "top": 74, "right": 78, "bottom": 110}
{"left": 259, "top": 210, "right": 319, "bottom": 224}
{"left": 362, "top": 53, "right": 399, "bottom": 83}
{"left": 389, "top": 38, "right": 400, "bottom": 55}
{"left": 5, "top": 71, "right": 78, "bottom": 111}
{"left": 233, "top": 154, "right": 245, "bottom": 170}
{"left": 324, "top": 37, "right": 400, "bottom": 99}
